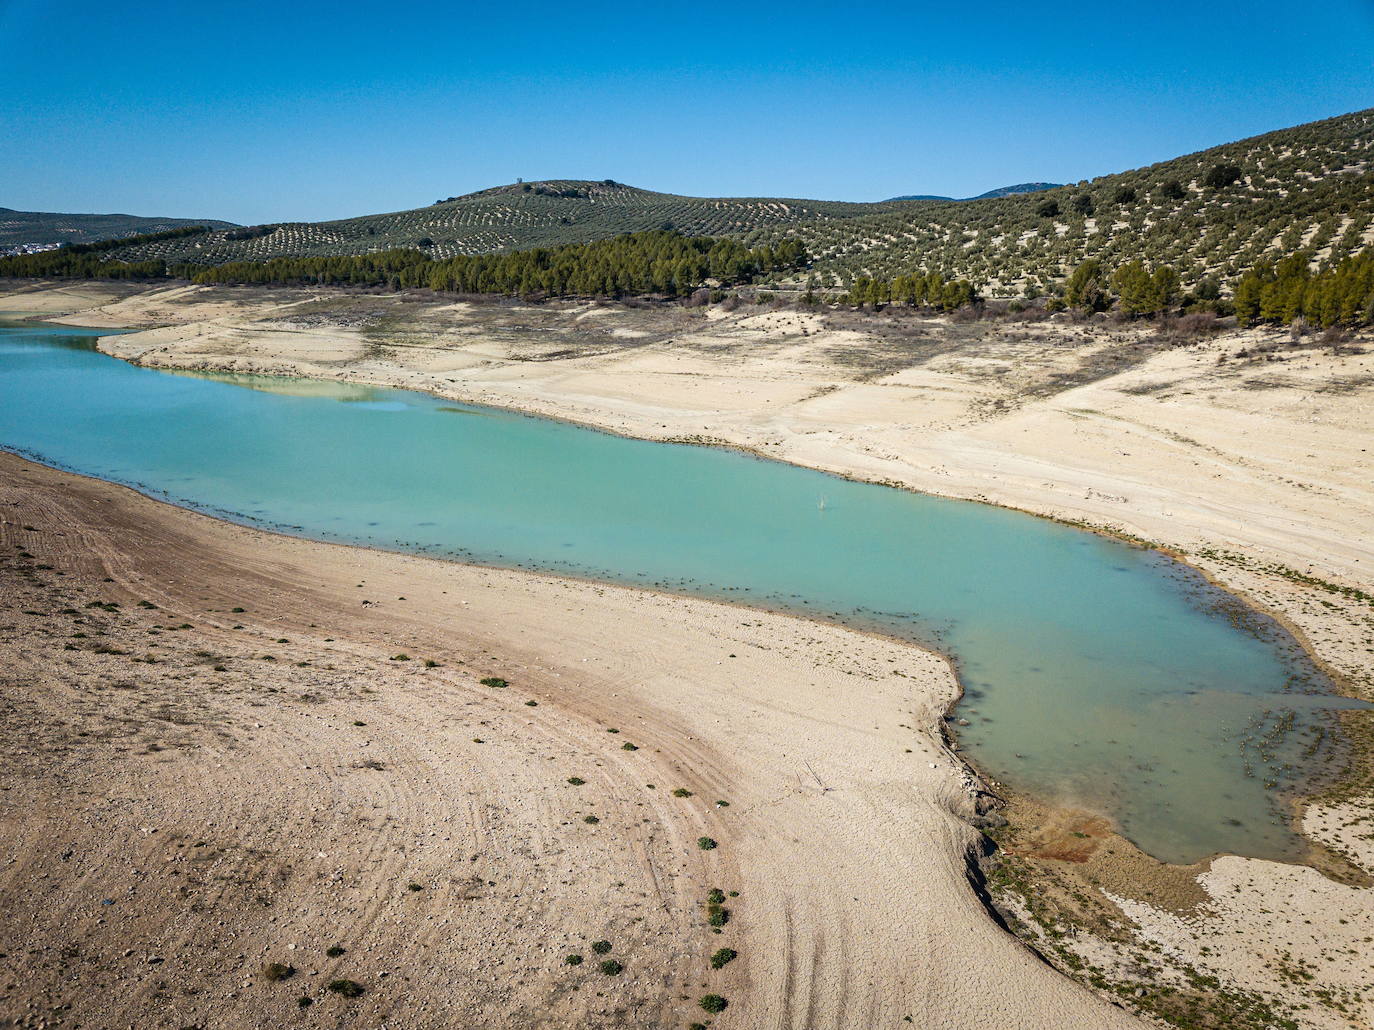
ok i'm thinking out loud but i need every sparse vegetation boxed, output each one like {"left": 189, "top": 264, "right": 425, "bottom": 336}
{"left": 326, "top": 978, "right": 365, "bottom": 998}
{"left": 699, "top": 994, "right": 728, "bottom": 1014}
{"left": 598, "top": 959, "right": 623, "bottom": 976}
{"left": 697, "top": 837, "right": 718, "bottom": 850}
{"left": 710, "top": 947, "right": 738, "bottom": 969}
{"left": 261, "top": 962, "right": 294, "bottom": 981}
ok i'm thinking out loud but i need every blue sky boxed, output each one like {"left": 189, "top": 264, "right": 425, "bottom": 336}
{"left": 3, "top": 0, "right": 1372, "bottom": 224}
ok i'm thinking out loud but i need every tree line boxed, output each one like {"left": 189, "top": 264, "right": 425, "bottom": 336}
{"left": 843, "top": 272, "right": 979, "bottom": 311}
{"left": 0, "top": 229, "right": 807, "bottom": 299}
{"left": 1054, "top": 252, "right": 1374, "bottom": 327}
{"left": 1233, "top": 252, "right": 1374, "bottom": 328}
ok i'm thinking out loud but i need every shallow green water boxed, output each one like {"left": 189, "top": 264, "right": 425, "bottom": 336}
{"left": 0, "top": 321, "right": 1356, "bottom": 864}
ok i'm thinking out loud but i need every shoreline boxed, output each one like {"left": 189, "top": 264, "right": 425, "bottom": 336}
{"left": 9, "top": 296, "right": 1367, "bottom": 863}
{"left": 4, "top": 281, "right": 1374, "bottom": 1027}
{"left": 0, "top": 450, "right": 1148, "bottom": 1029}
{"left": 2, "top": 331, "right": 1329, "bottom": 873}
{"left": 64, "top": 316, "right": 1372, "bottom": 865}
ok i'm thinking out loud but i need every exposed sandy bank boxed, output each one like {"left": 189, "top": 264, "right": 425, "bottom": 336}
{"left": 0, "top": 454, "right": 1145, "bottom": 1029}
{"left": 4, "top": 279, "right": 1374, "bottom": 1027}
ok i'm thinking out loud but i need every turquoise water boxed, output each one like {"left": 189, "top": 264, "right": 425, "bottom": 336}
{"left": 0, "top": 321, "right": 1356, "bottom": 864}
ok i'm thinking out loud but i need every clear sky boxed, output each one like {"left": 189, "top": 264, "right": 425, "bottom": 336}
{"left": 3, "top": 0, "right": 1372, "bottom": 225}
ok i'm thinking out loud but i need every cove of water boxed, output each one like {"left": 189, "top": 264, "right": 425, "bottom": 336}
{"left": 0, "top": 321, "right": 1357, "bottom": 865}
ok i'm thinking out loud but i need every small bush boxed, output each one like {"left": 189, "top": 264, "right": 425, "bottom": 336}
{"left": 567, "top": 776, "right": 586, "bottom": 786}
{"left": 699, "top": 994, "right": 728, "bottom": 1014}
{"left": 591, "top": 940, "right": 612, "bottom": 955}
{"left": 707, "top": 904, "right": 729, "bottom": 927}
{"left": 423, "top": 659, "right": 439, "bottom": 668}
{"left": 710, "top": 947, "right": 738, "bottom": 969}
{"left": 325, "top": 945, "right": 346, "bottom": 957}
{"left": 1204, "top": 163, "right": 1244, "bottom": 189}
{"left": 407, "top": 882, "right": 424, "bottom": 892}
{"left": 480, "top": 677, "right": 508, "bottom": 688}
{"left": 599, "top": 959, "right": 623, "bottom": 976}
{"left": 621, "top": 742, "right": 638, "bottom": 751}
{"left": 697, "top": 837, "right": 718, "bottom": 850}
{"left": 707, "top": 888, "right": 725, "bottom": 905}
{"left": 262, "top": 961, "right": 295, "bottom": 981}
{"left": 327, "top": 978, "right": 365, "bottom": 998}
{"left": 672, "top": 788, "right": 693, "bottom": 798}
{"left": 297, "top": 996, "right": 313, "bottom": 1008}
{"left": 583, "top": 815, "right": 600, "bottom": 824}
{"left": 565, "top": 953, "right": 583, "bottom": 965}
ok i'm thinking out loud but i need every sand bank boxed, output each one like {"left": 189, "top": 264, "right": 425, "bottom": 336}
{"left": 0, "top": 454, "right": 1148, "bottom": 1028}
{"left": 4, "top": 279, "right": 1374, "bottom": 1026}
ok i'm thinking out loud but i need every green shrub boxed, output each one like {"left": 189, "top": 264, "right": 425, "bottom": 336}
{"left": 262, "top": 962, "right": 294, "bottom": 981}
{"left": 672, "top": 788, "right": 693, "bottom": 798}
{"left": 567, "top": 776, "right": 586, "bottom": 786}
{"left": 327, "top": 979, "right": 364, "bottom": 998}
{"left": 710, "top": 947, "right": 738, "bottom": 969}
{"left": 599, "top": 959, "right": 623, "bottom": 976}
{"left": 565, "top": 954, "right": 583, "bottom": 966}
{"left": 697, "top": 837, "right": 718, "bottom": 850}
{"left": 699, "top": 994, "right": 728, "bottom": 1014}
{"left": 325, "top": 945, "right": 346, "bottom": 957}
{"left": 591, "top": 940, "right": 612, "bottom": 955}
{"left": 480, "top": 677, "right": 508, "bottom": 688}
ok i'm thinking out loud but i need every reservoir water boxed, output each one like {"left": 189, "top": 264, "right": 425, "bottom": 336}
{"left": 0, "top": 320, "right": 1356, "bottom": 864}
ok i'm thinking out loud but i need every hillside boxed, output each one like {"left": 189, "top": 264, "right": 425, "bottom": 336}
{"left": 103, "top": 182, "right": 892, "bottom": 266}
{"left": 762, "top": 109, "right": 1374, "bottom": 296}
{"left": 51, "top": 108, "right": 1374, "bottom": 297}
{"left": 0, "top": 208, "right": 236, "bottom": 248}
{"left": 887, "top": 182, "right": 1062, "bottom": 202}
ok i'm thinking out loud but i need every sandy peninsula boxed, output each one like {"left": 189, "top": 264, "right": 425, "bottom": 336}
{"left": 3, "top": 278, "right": 1374, "bottom": 1028}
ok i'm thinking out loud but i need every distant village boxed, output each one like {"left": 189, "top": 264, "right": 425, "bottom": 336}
{"left": 0, "top": 242, "right": 61, "bottom": 258}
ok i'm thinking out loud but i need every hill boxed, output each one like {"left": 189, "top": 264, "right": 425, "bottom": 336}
{"left": 101, "top": 182, "right": 893, "bottom": 266}
{"left": 42, "top": 107, "right": 1374, "bottom": 298}
{"left": 0, "top": 208, "right": 236, "bottom": 248}
{"left": 761, "top": 109, "right": 1374, "bottom": 296}
{"left": 887, "top": 182, "right": 1062, "bottom": 202}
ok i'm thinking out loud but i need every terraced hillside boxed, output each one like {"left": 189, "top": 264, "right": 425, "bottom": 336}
{"left": 0, "top": 208, "right": 235, "bottom": 247}
{"left": 83, "top": 108, "right": 1374, "bottom": 297}
{"left": 107, "top": 181, "right": 891, "bottom": 265}
{"left": 756, "top": 108, "right": 1374, "bottom": 295}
